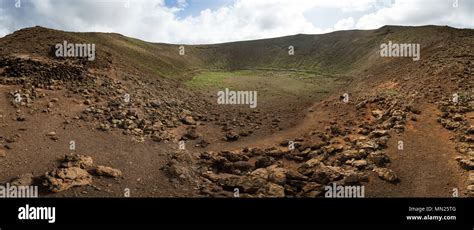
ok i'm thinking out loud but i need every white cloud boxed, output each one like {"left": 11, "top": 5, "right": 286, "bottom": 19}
{"left": 356, "top": 0, "right": 474, "bottom": 29}
{"left": 334, "top": 17, "right": 355, "bottom": 30}
{"left": 177, "top": 0, "right": 188, "bottom": 8}
{"left": 0, "top": 0, "right": 472, "bottom": 44}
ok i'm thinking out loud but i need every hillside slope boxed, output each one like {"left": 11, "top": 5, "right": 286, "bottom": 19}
{"left": 0, "top": 25, "right": 472, "bottom": 198}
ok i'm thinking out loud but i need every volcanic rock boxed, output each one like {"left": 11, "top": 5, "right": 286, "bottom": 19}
{"left": 44, "top": 167, "right": 93, "bottom": 193}
{"left": 93, "top": 166, "right": 123, "bottom": 178}
{"left": 373, "top": 167, "right": 398, "bottom": 183}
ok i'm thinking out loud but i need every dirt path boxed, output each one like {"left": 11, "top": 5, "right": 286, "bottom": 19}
{"left": 202, "top": 99, "right": 468, "bottom": 197}
{"left": 163, "top": 87, "right": 470, "bottom": 198}
{"left": 365, "top": 103, "right": 467, "bottom": 197}
{"left": 202, "top": 101, "right": 333, "bottom": 151}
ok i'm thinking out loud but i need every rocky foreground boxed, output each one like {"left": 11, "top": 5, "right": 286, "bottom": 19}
{"left": 0, "top": 26, "right": 473, "bottom": 197}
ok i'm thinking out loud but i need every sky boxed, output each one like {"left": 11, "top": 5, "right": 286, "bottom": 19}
{"left": 0, "top": 0, "right": 472, "bottom": 44}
